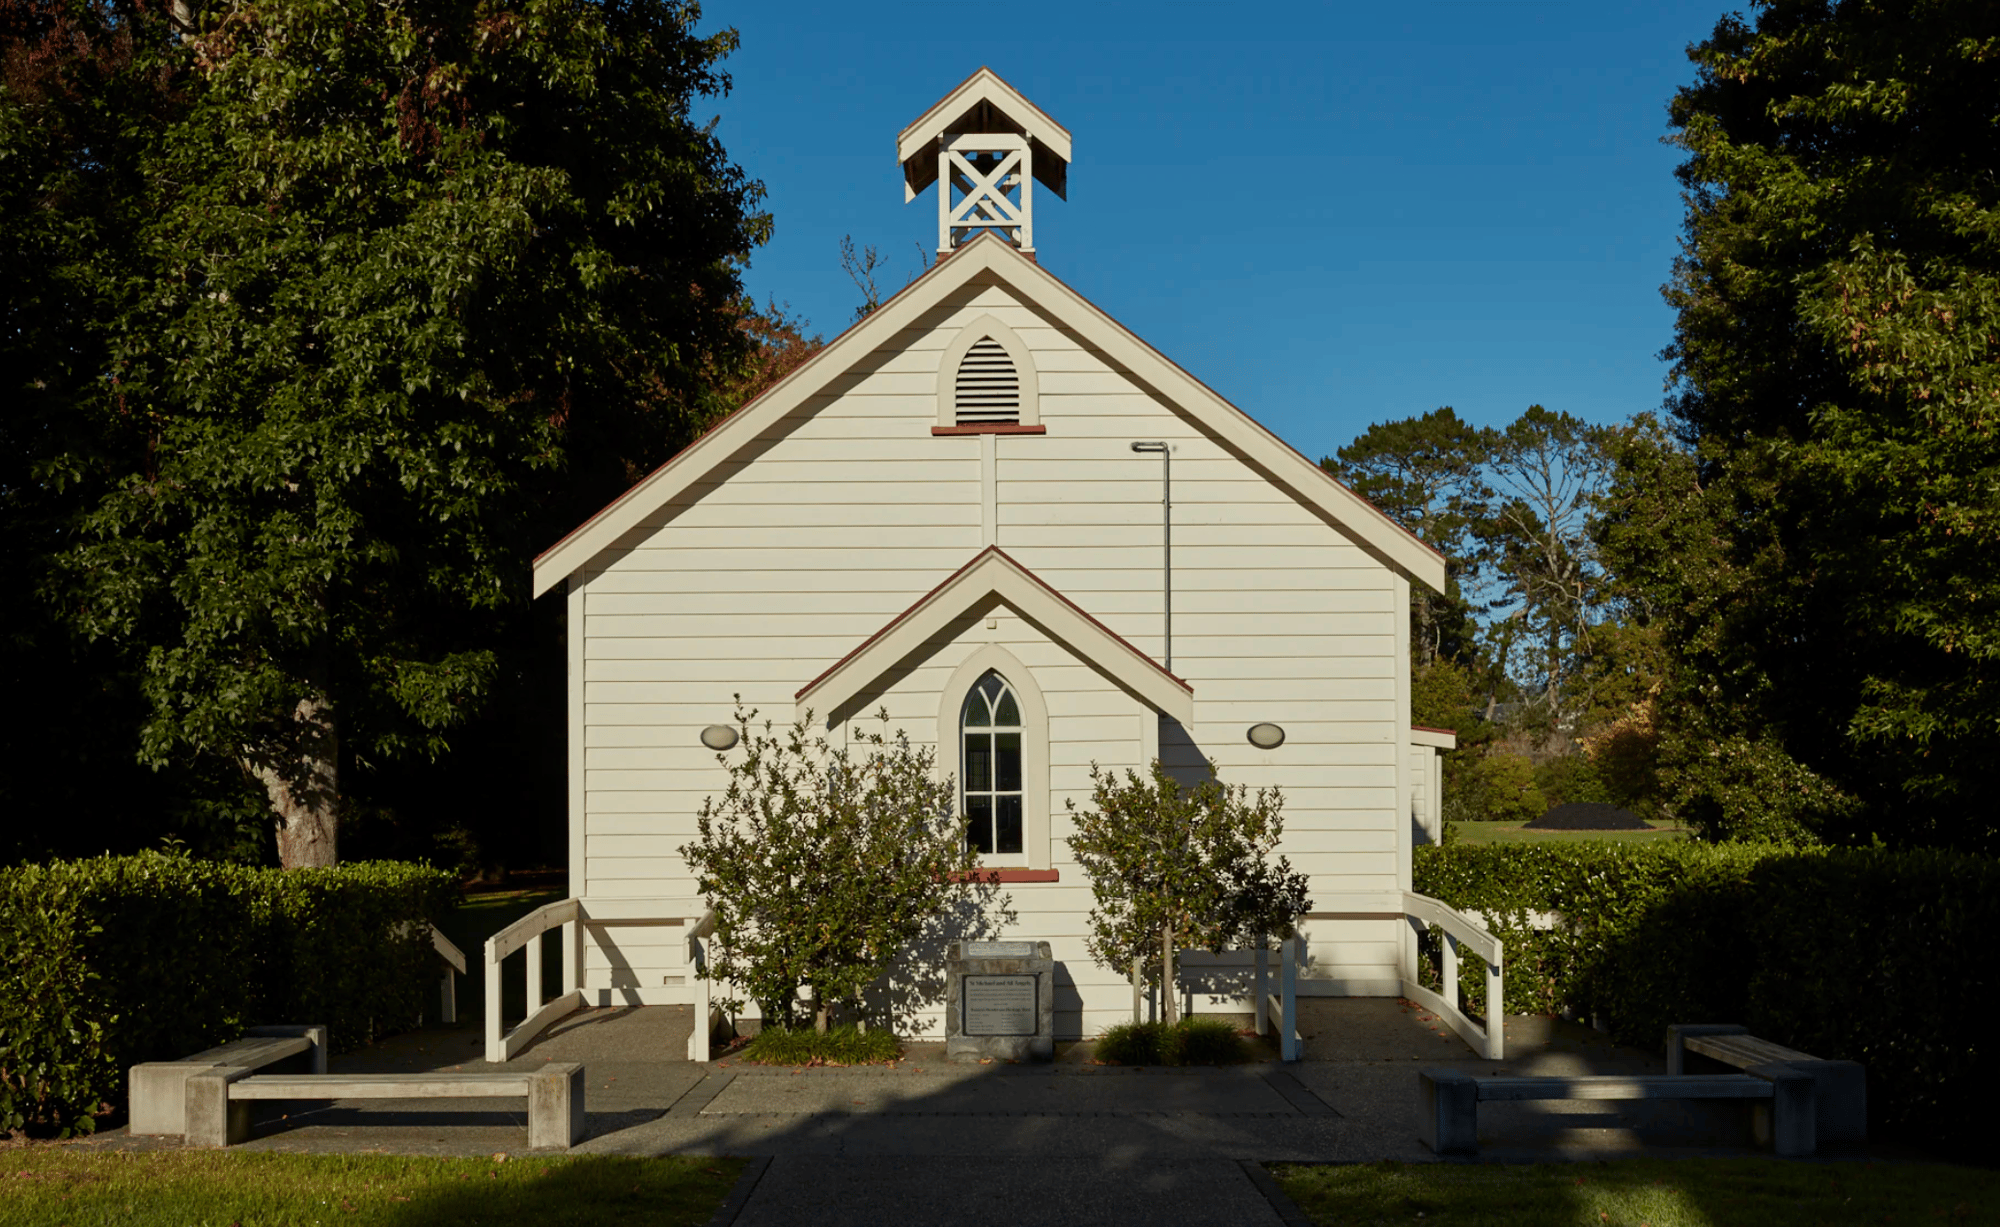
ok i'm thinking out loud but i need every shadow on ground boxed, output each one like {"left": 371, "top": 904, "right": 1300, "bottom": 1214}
{"left": 78, "top": 1000, "right": 1856, "bottom": 1225}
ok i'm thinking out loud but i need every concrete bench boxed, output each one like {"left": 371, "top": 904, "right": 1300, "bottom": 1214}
{"left": 185, "top": 1063, "right": 585, "bottom": 1151}
{"left": 1669, "top": 1023, "right": 1866, "bottom": 1144}
{"left": 130, "top": 1024, "right": 328, "bottom": 1137}
{"left": 1419, "top": 1067, "right": 1816, "bottom": 1157}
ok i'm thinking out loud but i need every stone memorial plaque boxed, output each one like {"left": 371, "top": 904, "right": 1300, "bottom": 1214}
{"left": 963, "top": 975, "right": 1037, "bottom": 1036}
{"left": 963, "top": 941, "right": 1038, "bottom": 959}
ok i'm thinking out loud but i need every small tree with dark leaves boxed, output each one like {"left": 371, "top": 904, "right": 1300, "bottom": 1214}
{"left": 1067, "top": 761, "right": 1310, "bottom": 1026}
{"left": 682, "top": 705, "right": 979, "bottom": 1033}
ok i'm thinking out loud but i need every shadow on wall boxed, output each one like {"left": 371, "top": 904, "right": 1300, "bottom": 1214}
{"left": 1159, "top": 717, "right": 1209, "bottom": 787}
{"left": 862, "top": 885, "right": 1017, "bottom": 1038}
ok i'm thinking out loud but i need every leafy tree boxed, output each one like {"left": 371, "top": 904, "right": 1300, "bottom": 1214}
{"left": 0, "top": 0, "right": 274, "bottom": 862}
{"left": 681, "top": 708, "right": 982, "bottom": 1034}
{"left": 31, "top": 0, "right": 770, "bottom": 865}
{"left": 1451, "top": 752, "right": 1544, "bottom": 824}
{"left": 1597, "top": 416, "right": 1859, "bottom": 841}
{"left": 1066, "top": 762, "right": 1309, "bottom": 1027}
{"left": 715, "top": 297, "right": 822, "bottom": 413}
{"left": 1638, "top": 0, "right": 2000, "bottom": 849}
{"left": 1481, "top": 406, "right": 1613, "bottom": 731}
{"left": 1320, "top": 407, "right": 1492, "bottom": 667}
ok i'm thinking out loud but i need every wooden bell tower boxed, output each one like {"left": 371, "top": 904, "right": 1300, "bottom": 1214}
{"left": 898, "top": 68, "right": 1072, "bottom": 259}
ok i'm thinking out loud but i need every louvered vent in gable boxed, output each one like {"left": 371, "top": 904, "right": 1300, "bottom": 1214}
{"left": 954, "top": 337, "right": 1020, "bottom": 425}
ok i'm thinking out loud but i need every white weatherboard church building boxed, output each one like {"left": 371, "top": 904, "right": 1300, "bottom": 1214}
{"left": 526, "top": 69, "right": 1460, "bottom": 1044}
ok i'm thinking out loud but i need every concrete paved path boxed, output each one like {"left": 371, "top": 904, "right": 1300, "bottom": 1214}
{"left": 83, "top": 1000, "right": 1776, "bottom": 1225}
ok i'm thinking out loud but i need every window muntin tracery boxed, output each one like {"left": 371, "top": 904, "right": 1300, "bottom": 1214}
{"left": 961, "top": 670, "right": 1024, "bottom": 856}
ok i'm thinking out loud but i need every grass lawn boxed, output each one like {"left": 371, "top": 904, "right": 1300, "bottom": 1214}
{"left": 0, "top": 1150, "right": 743, "bottom": 1227}
{"left": 1448, "top": 821, "right": 1690, "bottom": 846}
{"left": 1267, "top": 1157, "right": 2000, "bottom": 1226}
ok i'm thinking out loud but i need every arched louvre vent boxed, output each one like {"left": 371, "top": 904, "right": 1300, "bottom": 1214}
{"left": 954, "top": 337, "right": 1020, "bottom": 425}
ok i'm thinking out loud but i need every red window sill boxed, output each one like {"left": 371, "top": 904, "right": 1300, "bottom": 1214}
{"left": 950, "top": 868, "right": 1060, "bottom": 883}
{"left": 931, "top": 424, "right": 1047, "bottom": 436}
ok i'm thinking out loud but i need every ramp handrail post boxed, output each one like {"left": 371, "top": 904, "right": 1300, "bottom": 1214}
{"left": 526, "top": 930, "right": 544, "bottom": 1016}
{"left": 1443, "top": 931, "right": 1460, "bottom": 1013}
{"left": 483, "top": 934, "right": 503, "bottom": 1063}
{"left": 1484, "top": 952, "right": 1504, "bottom": 1060}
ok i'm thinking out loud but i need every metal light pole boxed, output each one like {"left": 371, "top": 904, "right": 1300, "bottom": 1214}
{"left": 1129, "top": 441, "right": 1170, "bottom": 672}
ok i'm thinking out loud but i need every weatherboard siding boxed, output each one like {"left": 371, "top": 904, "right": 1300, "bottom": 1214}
{"left": 572, "top": 278, "right": 1408, "bottom": 1024}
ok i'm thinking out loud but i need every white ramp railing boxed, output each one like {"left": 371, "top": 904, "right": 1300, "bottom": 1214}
{"left": 432, "top": 925, "right": 466, "bottom": 1024}
{"left": 483, "top": 898, "right": 718, "bottom": 1064}
{"left": 1253, "top": 934, "right": 1304, "bottom": 1061}
{"left": 1310, "top": 891, "right": 1505, "bottom": 1060}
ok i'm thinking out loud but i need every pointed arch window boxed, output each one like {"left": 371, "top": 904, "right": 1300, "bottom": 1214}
{"left": 961, "top": 670, "right": 1025, "bottom": 856}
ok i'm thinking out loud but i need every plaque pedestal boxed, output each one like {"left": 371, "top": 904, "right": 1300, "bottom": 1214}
{"left": 945, "top": 940, "right": 1055, "bottom": 1063}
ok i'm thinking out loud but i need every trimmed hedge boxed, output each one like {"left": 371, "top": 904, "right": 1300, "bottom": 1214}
{"left": 1413, "top": 842, "right": 1997, "bottom": 1153}
{"left": 0, "top": 853, "right": 456, "bottom": 1137}
{"left": 1094, "top": 1017, "right": 1251, "bottom": 1066}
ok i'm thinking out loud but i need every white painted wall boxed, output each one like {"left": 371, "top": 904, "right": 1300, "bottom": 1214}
{"left": 570, "top": 279, "right": 1412, "bottom": 1032}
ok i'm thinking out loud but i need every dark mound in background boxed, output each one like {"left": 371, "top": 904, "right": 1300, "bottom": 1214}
{"left": 1525, "top": 801, "right": 1653, "bottom": 830}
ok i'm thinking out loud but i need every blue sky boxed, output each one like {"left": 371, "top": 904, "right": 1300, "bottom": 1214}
{"left": 698, "top": 0, "right": 1735, "bottom": 464}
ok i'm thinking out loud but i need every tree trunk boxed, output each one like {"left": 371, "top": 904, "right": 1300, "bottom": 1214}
{"left": 250, "top": 693, "right": 340, "bottom": 869}
{"left": 814, "top": 998, "right": 831, "bottom": 1034}
{"left": 1160, "top": 925, "right": 1179, "bottom": 1028}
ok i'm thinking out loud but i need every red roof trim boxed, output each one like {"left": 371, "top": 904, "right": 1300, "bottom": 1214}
{"left": 794, "top": 545, "right": 1191, "bottom": 701}
{"left": 1411, "top": 725, "right": 1458, "bottom": 735}
{"left": 931, "top": 424, "right": 1046, "bottom": 436}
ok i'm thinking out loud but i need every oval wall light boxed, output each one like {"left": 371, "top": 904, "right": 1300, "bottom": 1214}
{"left": 700, "top": 725, "right": 740, "bottom": 751}
{"left": 1246, "top": 723, "right": 1286, "bottom": 749}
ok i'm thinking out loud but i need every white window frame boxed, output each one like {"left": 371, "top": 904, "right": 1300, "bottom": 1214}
{"left": 936, "top": 644, "right": 1049, "bottom": 870}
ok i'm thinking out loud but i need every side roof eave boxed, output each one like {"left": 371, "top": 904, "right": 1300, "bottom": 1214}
{"left": 795, "top": 547, "right": 1193, "bottom": 726}
{"left": 531, "top": 233, "right": 1446, "bottom": 598}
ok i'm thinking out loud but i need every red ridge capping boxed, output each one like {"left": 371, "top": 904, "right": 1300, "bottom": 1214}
{"left": 794, "top": 545, "right": 1192, "bottom": 700}
{"left": 932, "top": 424, "right": 1047, "bottom": 436}
{"left": 950, "top": 868, "right": 1059, "bottom": 884}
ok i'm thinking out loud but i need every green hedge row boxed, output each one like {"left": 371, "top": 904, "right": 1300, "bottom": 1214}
{"left": 1413, "top": 842, "right": 1997, "bottom": 1152}
{"left": 0, "top": 853, "right": 457, "bottom": 1137}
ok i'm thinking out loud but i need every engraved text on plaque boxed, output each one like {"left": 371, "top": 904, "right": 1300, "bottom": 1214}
{"left": 963, "top": 975, "right": 1037, "bottom": 1036}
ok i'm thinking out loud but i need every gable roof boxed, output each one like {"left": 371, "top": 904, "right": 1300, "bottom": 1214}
{"left": 795, "top": 546, "right": 1193, "bottom": 725}
{"left": 531, "top": 232, "right": 1446, "bottom": 598}
{"left": 898, "top": 67, "right": 1072, "bottom": 201}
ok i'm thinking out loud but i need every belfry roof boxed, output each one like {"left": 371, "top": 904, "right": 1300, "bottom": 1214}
{"left": 897, "top": 67, "right": 1071, "bottom": 201}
